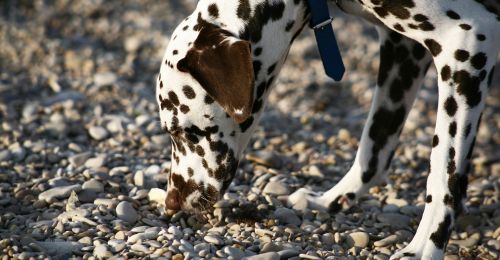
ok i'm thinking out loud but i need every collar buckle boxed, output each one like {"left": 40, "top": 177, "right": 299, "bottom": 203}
{"left": 311, "top": 17, "right": 334, "bottom": 30}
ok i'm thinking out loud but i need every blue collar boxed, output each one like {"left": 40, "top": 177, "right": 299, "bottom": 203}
{"left": 306, "top": 0, "right": 345, "bottom": 81}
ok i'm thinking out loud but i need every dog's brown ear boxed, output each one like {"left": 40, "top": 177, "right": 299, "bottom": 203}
{"left": 177, "top": 23, "right": 254, "bottom": 124}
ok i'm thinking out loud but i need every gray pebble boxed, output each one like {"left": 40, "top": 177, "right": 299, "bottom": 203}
{"left": 274, "top": 207, "right": 301, "bottom": 226}
{"left": 38, "top": 184, "right": 82, "bottom": 202}
{"left": 116, "top": 201, "right": 138, "bottom": 224}
{"left": 244, "top": 252, "right": 280, "bottom": 260}
{"left": 68, "top": 152, "right": 91, "bottom": 168}
{"left": 263, "top": 181, "right": 290, "bottom": 196}
{"left": 204, "top": 235, "right": 224, "bottom": 246}
{"left": 82, "top": 179, "right": 104, "bottom": 193}
{"left": 346, "top": 231, "right": 369, "bottom": 248}
{"left": 89, "top": 126, "right": 109, "bottom": 141}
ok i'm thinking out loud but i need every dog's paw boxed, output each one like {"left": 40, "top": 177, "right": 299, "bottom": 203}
{"left": 390, "top": 233, "right": 444, "bottom": 260}
{"left": 287, "top": 188, "right": 328, "bottom": 211}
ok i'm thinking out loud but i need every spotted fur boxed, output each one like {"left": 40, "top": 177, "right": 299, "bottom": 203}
{"left": 157, "top": 0, "right": 499, "bottom": 258}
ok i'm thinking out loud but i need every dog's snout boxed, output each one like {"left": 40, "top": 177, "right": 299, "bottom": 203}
{"left": 166, "top": 189, "right": 182, "bottom": 211}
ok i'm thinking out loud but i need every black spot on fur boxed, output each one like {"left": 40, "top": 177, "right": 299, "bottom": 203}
{"left": 464, "top": 123, "right": 472, "bottom": 138}
{"left": 394, "top": 23, "right": 405, "bottom": 32}
{"left": 267, "top": 63, "right": 277, "bottom": 75}
{"left": 240, "top": 1, "right": 286, "bottom": 43}
{"left": 459, "top": 24, "right": 471, "bottom": 30}
{"left": 430, "top": 214, "right": 452, "bottom": 249}
{"left": 413, "top": 14, "right": 428, "bottom": 21}
{"left": 424, "top": 39, "right": 442, "bottom": 56}
{"left": 410, "top": 44, "right": 425, "bottom": 61}
{"left": 470, "top": 52, "right": 487, "bottom": 70}
{"left": 441, "top": 65, "right": 451, "bottom": 81}
{"left": 378, "top": 40, "right": 394, "bottom": 86}
{"left": 476, "top": 34, "right": 486, "bottom": 41}
{"left": 454, "top": 50, "right": 470, "bottom": 62}
{"left": 432, "top": 135, "right": 439, "bottom": 147}
{"left": 446, "top": 10, "right": 460, "bottom": 20}
{"left": 237, "top": 0, "right": 251, "bottom": 20}
{"left": 363, "top": 106, "right": 406, "bottom": 183}
{"left": 183, "top": 85, "right": 196, "bottom": 99}
{"left": 168, "top": 91, "right": 180, "bottom": 106}
{"left": 444, "top": 97, "right": 458, "bottom": 116}
{"left": 448, "top": 158, "right": 456, "bottom": 174}
{"left": 453, "top": 70, "right": 482, "bottom": 107}
{"left": 180, "top": 105, "right": 190, "bottom": 114}
{"left": 254, "top": 47, "right": 263, "bottom": 56}
{"left": 252, "top": 99, "right": 263, "bottom": 114}
{"left": 253, "top": 60, "right": 262, "bottom": 76}
{"left": 346, "top": 193, "right": 356, "bottom": 200}
{"left": 389, "top": 79, "right": 404, "bottom": 102}
{"left": 419, "top": 21, "right": 435, "bottom": 31}
{"left": 286, "top": 21, "right": 295, "bottom": 31}
{"left": 239, "top": 116, "right": 254, "bottom": 132}
{"left": 208, "top": 4, "right": 219, "bottom": 18}
{"left": 329, "top": 196, "right": 342, "bottom": 213}
{"left": 205, "top": 95, "right": 214, "bottom": 104}
{"left": 425, "top": 195, "right": 432, "bottom": 203}
{"left": 173, "top": 50, "right": 178, "bottom": 55}
{"left": 449, "top": 122, "right": 457, "bottom": 137}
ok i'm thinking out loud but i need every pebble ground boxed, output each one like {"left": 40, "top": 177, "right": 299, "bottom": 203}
{"left": 0, "top": 0, "right": 499, "bottom": 259}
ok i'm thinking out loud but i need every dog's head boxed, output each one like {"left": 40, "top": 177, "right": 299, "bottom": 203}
{"left": 157, "top": 1, "right": 308, "bottom": 212}
{"left": 157, "top": 14, "right": 257, "bottom": 212}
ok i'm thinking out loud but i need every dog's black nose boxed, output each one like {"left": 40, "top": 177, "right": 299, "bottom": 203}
{"left": 166, "top": 189, "right": 182, "bottom": 211}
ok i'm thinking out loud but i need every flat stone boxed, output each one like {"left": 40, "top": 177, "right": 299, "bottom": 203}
{"left": 108, "top": 240, "right": 126, "bottom": 253}
{"left": 89, "top": 126, "right": 108, "bottom": 141}
{"left": 377, "top": 213, "right": 411, "bottom": 228}
{"left": 346, "top": 231, "right": 370, "bottom": 248}
{"left": 244, "top": 252, "right": 280, "bottom": 260}
{"left": 94, "top": 72, "right": 117, "bottom": 87}
{"left": 84, "top": 155, "right": 106, "bottom": 169}
{"left": 224, "top": 246, "right": 245, "bottom": 259}
{"left": 263, "top": 182, "right": 290, "bottom": 196}
{"left": 38, "top": 184, "right": 82, "bottom": 202}
{"left": 68, "top": 152, "right": 91, "bottom": 168}
{"left": 204, "top": 235, "right": 224, "bottom": 246}
{"left": 277, "top": 249, "right": 300, "bottom": 259}
{"left": 82, "top": 179, "right": 104, "bottom": 193}
{"left": 246, "top": 151, "right": 283, "bottom": 169}
{"left": 148, "top": 188, "right": 166, "bottom": 205}
{"left": 131, "top": 244, "right": 150, "bottom": 253}
{"left": 374, "top": 234, "right": 399, "bottom": 247}
{"left": 450, "top": 233, "right": 480, "bottom": 247}
{"left": 94, "top": 244, "right": 112, "bottom": 258}
{"left": 116, "top": 201, "right": 138, "bottom": 224}
{"left": 274, "top": 207, "right": 301, "bottom": 226}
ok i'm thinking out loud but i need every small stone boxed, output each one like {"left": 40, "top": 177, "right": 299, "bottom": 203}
{"left": 274, "top": 207, "right": 301, "bottom": 226}
{"left": 108, "top": 240, "right": 126, "bottom": 253}
{"left": 68, "top": 152, "right": 91, "bottom": 168}
{"left": 260, "top": 242, "right": 283, "bottom": 253}
{"left": 116, "top": 201, "right": 138, "bottom": 224}
{"left": 93, "top": 244, "right": 112, "bottom": 258}
{"left": 224, "top": 246, "right": 245, "bottom": 259}
{"left": 244, "top": 252, "right": 280, "bottom": 260}
{"left": 148, "top": 188, "right": 166, "bottom": 205}
{"left": 82, "top": 179, "right": 104, "bottom": 193}
{"left": 338, "top": 128, "right": 351, "bottom": 142}
{"left": 277, "top": 249, "right": 300, "bottom": 259}
{"left": 374, "top": 234, "right": 399, "bottom": 247}
{"left": 89, "top": 126, "right": 109, "bottom": 141}
{"left": 449, "top": 233, "right": 480, "bottom": 247}
{"left": 85, "top": 154, "right": 106, "bottom": 169}
{"left": 246, "top": 151, "right": 283, "bottom": 169}
{"left": 377, "top": 213, "right": 411, "bottom": 228}
{"left": 263, "top": 182, "right": 290, "bottom": 196}
{"left": 346, "top": 232, "right": 369, "bottom": 248}
{"left": 204, "top": 235, "right": 224, "bottom": 246}
{"left": 94, "top": 72, "right": 117, "bottom": 87}
{"left": 134, "top": 170, "right": 145, "bottom": 187}
{"left": 131, "top": 244, "right": 150, "bottom": 253}
{"left": 38, "top": 184, "right": 82, "bottom": 202}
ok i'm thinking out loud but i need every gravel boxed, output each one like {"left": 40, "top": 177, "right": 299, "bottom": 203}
{"left": 0, "top": 0, "right": 498, "bottom": 259}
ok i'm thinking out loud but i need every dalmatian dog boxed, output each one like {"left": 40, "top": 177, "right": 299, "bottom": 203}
{"left": 157, "top": 0, "right": 499, "bottom": 259}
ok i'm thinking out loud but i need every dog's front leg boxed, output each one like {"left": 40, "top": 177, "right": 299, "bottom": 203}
{"left": 288, "top": 28, "right": 432, "bottom": 211}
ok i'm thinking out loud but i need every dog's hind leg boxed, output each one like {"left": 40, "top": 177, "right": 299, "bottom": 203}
{"left": 288, "top": 28, "right": 432, "bottom": 211}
